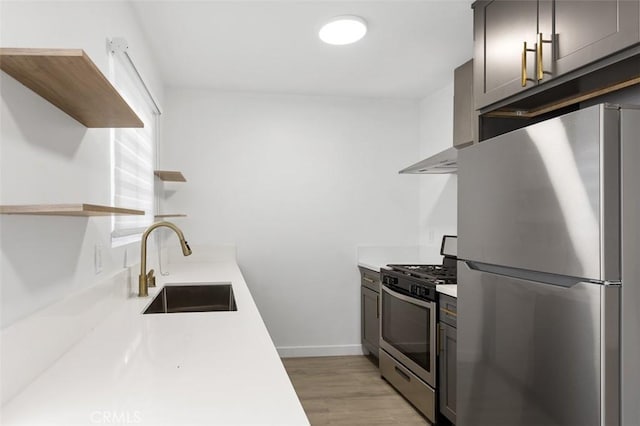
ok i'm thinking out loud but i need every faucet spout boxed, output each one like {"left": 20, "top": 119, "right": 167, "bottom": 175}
{"left": 139, "top": 221, "right": 192, "bottom": 297}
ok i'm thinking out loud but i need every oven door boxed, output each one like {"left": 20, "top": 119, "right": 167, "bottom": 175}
{"left": 380, "top": 284, "right": 436, "bottom": 387}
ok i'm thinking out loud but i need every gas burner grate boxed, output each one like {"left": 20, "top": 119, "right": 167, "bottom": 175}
{"left": 387, "top": 264, "right": 457, "bottom": 284}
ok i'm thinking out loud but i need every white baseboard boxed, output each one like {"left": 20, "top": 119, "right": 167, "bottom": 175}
{"left": 277, "top": 344, "right": 365, "bottom": 358}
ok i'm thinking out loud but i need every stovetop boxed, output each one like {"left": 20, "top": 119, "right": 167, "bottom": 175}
{"left": 387, "top": 264, "right": 457, "bottom": 285}
{"left": 380, "top": 236, "right": 457, "bottom": 301}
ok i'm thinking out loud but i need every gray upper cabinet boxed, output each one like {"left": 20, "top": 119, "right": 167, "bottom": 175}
{"left": 453, "top": 59, "right": 476, "bottom": 148}
{"left": 474, "top": 0, "right": 640, "bottom": 110}
{"left": 474, "top": 0, "right": 539, "bottom": 109}
{"left": 548, "top": 0, "right": 640, "bottom": 77}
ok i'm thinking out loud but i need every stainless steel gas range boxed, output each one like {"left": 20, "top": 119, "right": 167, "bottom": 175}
{"left": 379, "top": 235, "right": 457, "bottom": 423}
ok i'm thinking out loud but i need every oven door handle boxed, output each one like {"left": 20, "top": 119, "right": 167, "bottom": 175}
{"left": 382, "top": 285, "right": 435, "bottom": 310}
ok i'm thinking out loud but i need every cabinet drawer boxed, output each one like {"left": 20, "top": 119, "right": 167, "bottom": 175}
{"left": 439, "top": 294, "right": 458, "bottom": 328}
{"left": 380, "top": 350, "right": 436, "bottom": 422}
{"left": 359, "top": 267, "right": 380, "bottom": 292}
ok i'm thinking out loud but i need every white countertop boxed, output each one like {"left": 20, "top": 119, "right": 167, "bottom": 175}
{"left": 357, "top": 261, "right": 385, "bottom": 272}
{"left": 1, "top": 261, "right": 309, "bottom": 425}
{"left": 436, "top": 284, "right": 457, "bottom": 298}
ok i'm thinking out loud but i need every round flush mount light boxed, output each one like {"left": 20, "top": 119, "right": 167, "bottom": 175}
{"left": 319, "top": 15, "right": 367, "bottom": 45}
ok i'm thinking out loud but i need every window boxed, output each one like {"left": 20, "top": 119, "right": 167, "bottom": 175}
{"left": 110, "top": 54, "right": 156, "bottom": 246}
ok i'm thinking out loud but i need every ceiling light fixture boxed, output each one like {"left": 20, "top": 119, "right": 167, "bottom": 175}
{"left": 319, "top": 15, "right": 367, "bottom": 45}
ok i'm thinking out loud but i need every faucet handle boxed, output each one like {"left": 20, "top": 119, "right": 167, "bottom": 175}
{"left": 147, "top": 269, "right": 156, "bottom": 287}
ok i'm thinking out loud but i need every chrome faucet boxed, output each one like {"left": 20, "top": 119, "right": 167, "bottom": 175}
{"left": 139, "top": 221, "right": 192, "bottom": 297}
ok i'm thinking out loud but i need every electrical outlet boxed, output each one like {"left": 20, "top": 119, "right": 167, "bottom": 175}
{"left": 428, "top": 229, "right": 435, "bottom": 243}
{"left": 95, "top": 243, "right": 103, "bottom": 274}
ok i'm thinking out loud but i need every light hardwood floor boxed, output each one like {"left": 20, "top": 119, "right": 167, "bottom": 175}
{"left": 281, "top": 355, "right": 429, "bottom": 425}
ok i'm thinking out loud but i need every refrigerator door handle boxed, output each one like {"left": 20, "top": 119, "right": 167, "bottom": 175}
{"left": 464, "top": 260, "right": 599, "bottom": 288}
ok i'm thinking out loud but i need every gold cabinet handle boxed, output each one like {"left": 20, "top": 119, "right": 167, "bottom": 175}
{"left": 537, "top": 33, "right": 553, "bottom": 81}
{"left": 363, "top": 277, "right": 376, "bottom": 284}
{"left": 522, "top": 41, "right": 528, "bottom": 87}
{"left": 522, "top": 41, "right": 536, "bottom": 87}
{"left": 537, "top": 33, "right": 543, "bottom": 80}
{"left": 441, "top": 307, "right": 457, "bottom": 317}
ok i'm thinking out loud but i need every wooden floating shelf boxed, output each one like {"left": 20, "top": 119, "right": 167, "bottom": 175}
{"left": 155, "top": 214, "right": 187, "bottom": 219}
{"left": 0, "top": 204, "right": 145, "bottom": 217}
{"left": 154, "top": 170, "right": 187, "bottom": 182}
{"left": 0, "top": 48, "right": 143, "bottom": 128}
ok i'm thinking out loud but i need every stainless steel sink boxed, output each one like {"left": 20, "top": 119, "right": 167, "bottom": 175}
{"left": 143, "top": 283, "right": 237, "bottom": 314}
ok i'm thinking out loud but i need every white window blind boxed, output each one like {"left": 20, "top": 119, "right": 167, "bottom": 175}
{"left": 110, "top": 54, "right": 156, "bottom": 246}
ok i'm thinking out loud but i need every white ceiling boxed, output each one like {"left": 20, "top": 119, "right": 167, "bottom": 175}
{"left": 131, "top": 1, "right": 473, "bottom": 99}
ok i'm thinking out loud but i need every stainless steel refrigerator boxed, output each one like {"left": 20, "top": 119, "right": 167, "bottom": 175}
{"left": 457, "top": 103, "right": 640, "bottom": 426}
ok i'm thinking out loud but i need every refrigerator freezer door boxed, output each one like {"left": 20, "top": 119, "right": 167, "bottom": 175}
{"left": 458, "top": 104, "right": 620, "bottom": 281}
{"left": 457, "top": 261, "right": 620, "bottom": 426}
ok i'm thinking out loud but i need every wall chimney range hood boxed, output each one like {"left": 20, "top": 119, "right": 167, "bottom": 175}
{"left": 399, "top": 147, "right": 457, "bottom": 174}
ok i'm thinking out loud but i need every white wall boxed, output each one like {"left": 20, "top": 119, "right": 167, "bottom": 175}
{"left": 0, "top": 1, "right": 163, "bottom": 328}
{"left": 417, "top": 81, "right": 458, "bottom": 259}
{"left": 162, "top": 89, "right": 421, "bottom": 355}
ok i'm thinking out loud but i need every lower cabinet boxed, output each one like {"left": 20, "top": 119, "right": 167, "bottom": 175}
{"left": 359, "top": 267, "right": 380, "bottom": 357}
{"left": 439, "top": 294, "right": 458, "bottom": 424}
